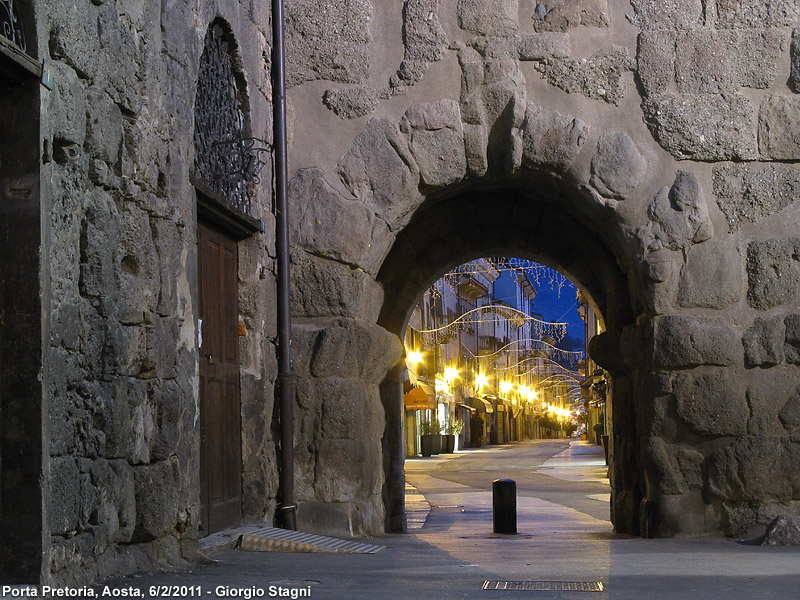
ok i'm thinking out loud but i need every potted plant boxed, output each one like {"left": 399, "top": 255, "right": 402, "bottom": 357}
{"left": 451, "top": 418, "right": 465, "bottom": 450}
{"left": 443, "top": 422, "right": 455, "bottom": 454}
{"left": 419, "top": 417, "right": 441, "bottom": 457}
{"left": 431, "top": 418, "right": 442, "bottom": 454}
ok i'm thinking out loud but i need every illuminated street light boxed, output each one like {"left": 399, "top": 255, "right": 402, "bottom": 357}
{"left": 443, "top": 366, "right": 459, "bottom": 383}
{"left": 406, "top": 350, "right": 424, "bottom": 365}
{"left": 499, "top": 381, "right": 514, "bottom": 395}
{"left": 474, "top": 373, "right": 489, "bottom": 389}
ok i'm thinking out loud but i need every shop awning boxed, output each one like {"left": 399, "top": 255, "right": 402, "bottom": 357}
{"left": 466, "top": 396, "right": 493, "bottom": 413}
{"left": 404, "top": 385, "right": 435, "bottom": 411}
{"left": 456, "top": 402, "right": 477, "bottom": 412}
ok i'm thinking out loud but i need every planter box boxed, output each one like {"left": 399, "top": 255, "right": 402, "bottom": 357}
{"left": 420, "top": 434, "right": 434, "bottom": 457}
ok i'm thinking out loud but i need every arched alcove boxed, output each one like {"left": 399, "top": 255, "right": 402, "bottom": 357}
{"left": 376, "top": 183, "right": 644, "bottom": 536}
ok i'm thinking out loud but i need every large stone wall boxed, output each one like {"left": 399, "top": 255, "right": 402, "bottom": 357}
{"left": 283, "top": 0, "right": 800, "bottom": 540}
{"left": 35, "top": 0, "right": 278, "bottom": 585}
{"left": 13, "top": 0, "right": 800, "bottom": 587}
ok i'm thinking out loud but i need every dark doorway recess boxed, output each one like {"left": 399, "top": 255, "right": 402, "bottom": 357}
{"left": 0, "top": 28, "right": 42, "bottom": 580}
{"left": 197, "top": 219, "right": 243, "bottom": 534}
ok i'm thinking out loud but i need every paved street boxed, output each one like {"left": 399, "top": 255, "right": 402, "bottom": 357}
{"left": 99, "top": 440, "right": 800, "bottom": 599}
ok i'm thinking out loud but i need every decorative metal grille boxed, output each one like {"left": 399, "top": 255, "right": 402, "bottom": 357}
{"left": 194, "top": 24, "right": 268, "bottom": 216}
{"left": 0, "top": 0, "right": 26, "bottom": 51}
{"left": 483, "top": 581, "right": 605, "bottom": 592}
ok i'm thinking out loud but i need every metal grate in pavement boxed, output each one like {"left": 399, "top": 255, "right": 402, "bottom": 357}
{"left": 239, "top": 527, "right": 386, "bottom": 554}
{"left": 483, "top": 581, "right": 605, "bottom": 592}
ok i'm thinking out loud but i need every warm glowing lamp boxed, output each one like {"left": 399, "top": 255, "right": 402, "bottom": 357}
{"left": 474, "top": 373, "right": 489, "bottom": 389}
{"left": 443, "top": 367, "right": 459, "bottom": 383}
{"left": 499, "top": 381, "right": 513, "bottom": 395}
{"left": 406, "top": 350, "right": 424, "bottom": 365}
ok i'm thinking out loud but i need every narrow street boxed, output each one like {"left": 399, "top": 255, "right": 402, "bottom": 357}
{"left": 406, "top": 439, "right": 611, "bottom": 529}
{"left": 97, "top": 441, "right": 800, "bottom": 599}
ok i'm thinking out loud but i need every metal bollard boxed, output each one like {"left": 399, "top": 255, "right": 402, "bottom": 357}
{"left": 493, "top": 478, "right": 517, "bottom": 534}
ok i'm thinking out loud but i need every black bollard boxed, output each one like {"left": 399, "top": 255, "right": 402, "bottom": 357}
{"left": 493, "top": 478, "right": 517, "bottom": 534}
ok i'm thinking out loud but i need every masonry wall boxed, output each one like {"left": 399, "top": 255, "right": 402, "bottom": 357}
{"left": 37, "top": 0, "right": 278, "bottom": 585}
{"left": 22, "top": 0, "right": 800, "bottom": 587}
{"left": 282, "top": 0, "right": 800, "bottom": 539}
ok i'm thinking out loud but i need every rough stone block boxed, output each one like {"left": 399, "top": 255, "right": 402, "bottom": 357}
{"left": 590, "top": 131, "right": 647, "bottom": 199}
{"left": 653, "top": 315, "right": 740, "bottom": 368}
{"left": 362, "top": 324, "right": 404, "bottom": 383}
{"left": 403, "top": 0, "right": 447, "bottom": 62}
{"left": 537, "top": 48, "right": 633, "bottom": 105}
{"left": 310, "top": 319, "right": 370, "bottom": 379}
{"left": 713, "top": 163, "right": 800, "bottom": 232}
{"left": 778, "top": 386, "right": 800, "bottom": 432}
{"left": 743, "top": 317, "right": 785, "bottom": 368}
{"left": 47, "top": 0, "right": 100, "bottom": 80}
{"left": 785, "top": 314, "right": 800, "bottom": 364}
{"left": 531, "top": 0, "right": 609, "bottom": 32}
{"left": 337, "top": 118, "right": 422, "bottom": 229}
{"left": 322, "top": 87, "right": 382, "bottom": 120}
{"left": 85, "top": 89, "right": 123, "bottom": 165}
{"left": 714, "top": 0, "right": 799, "bottom": 28}
{"left": 132, "top": 458, "right": 180, "bottom": 542}
{"left": 463, "top": 122, "right": 489, "bottom": 177}
{"left": 636, "top": 30, "right": 676, "bottom": 96}
{"left": 673, "top": 369, "right": 748, "bottom": 436}
{"left": 759, "top": 95, "right": 800, "bottom": 160}
{"left": 746, "top": 381, "right": 797, "bottom": 436}
{"left": 307, "top": 318, "right": 402, "bottom": 384}
{"left": 297, "top": 500, "right": 355, "bottom": 537}
{"left": 629, "top": 0, "right": 705, "bottom": 30}
{"left": 457, "top": 0, "right": 519, "bottom": 36}
{"left": 315, "top": 439, "right": 383, "bottom": 503}
{"left": 677, "top": 240, "right": 743, "bottom": 308}
{"left": 289, "top": 168, "right": 390, "bottom": 271}
{"left": 89, "top": 459, "right": 136, "bottom": 546}
{"left": 746, "top": 238, "right": 800, "bottom": 310}
{"left": 103, "top": 377, "right": 153, "bottom": 464}
{"left": 318, "top": 378, "right": 383, "bottom": 440}
{"left": 115, "top": 204, "right": 159, "bottom": 323}
{"left": 643, "top": 437, "right": 686, "bottom": 495}
{"left": 675, "top": 30, "right": 783, "bottom": 93}
{"left": 400, "top": 100, "right": 467, "bottom": 188}
{"left": 290, "top": 250, "right": 385, "bottom": 321}
{"left": 707, "top": 438, "right": 794, "bottom": 503}
{"left": 643, "top": 93, "right": 758, "bottom": 160}
{"left": 150, "top": 380, "right": 183, "bottom": 461}
{"left": 518, "top": 33, "right": 570, "bottom": 60}
{"left": 150, "top": 317, "right": 178, "bottom": 379}
{"left": 151, "top": 219, "right": 181, "bottom": 317}
{"left": 648, "top": 171, "right": 713, "bottom": 251}
{"left": 49, "top": 62, "right": 87, "bottom": 147}
{"left": 285, "top": 0, "right": 372, "bottom": 87}
{"left": 49, "top": 457, "right": 81, "bottom": 535}
{"left": 763, "top": 515, "right": 800, "bottom": 546}
{"left": 521, "top": 103, "right": 588, "bottom": 172}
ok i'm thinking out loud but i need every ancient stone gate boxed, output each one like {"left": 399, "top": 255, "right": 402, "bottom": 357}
{"left": 2, "top": 0, "right": 799, "bottom": 587}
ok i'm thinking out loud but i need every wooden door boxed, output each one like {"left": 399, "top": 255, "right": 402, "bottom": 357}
{"left": 198, "top": 220, "right": 242, "bottom": 534}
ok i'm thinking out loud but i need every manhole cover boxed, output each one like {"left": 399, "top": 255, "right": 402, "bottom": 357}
{"left": 483, "top": 581, "right": 605, "bottom": 592}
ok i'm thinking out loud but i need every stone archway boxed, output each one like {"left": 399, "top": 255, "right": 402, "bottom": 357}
{"left": 375, "top": 182, "right": 643, "bottom": 535}
{"left": 289, "top": 75, "right": 797, "bottom": 538}
{"left": 287, "top": 93, "right": 683, "bottom": 536}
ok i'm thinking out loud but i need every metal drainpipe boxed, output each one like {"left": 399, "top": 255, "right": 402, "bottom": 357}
{"left": 273, "top": 0, "right": 297, "bottom": 531}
